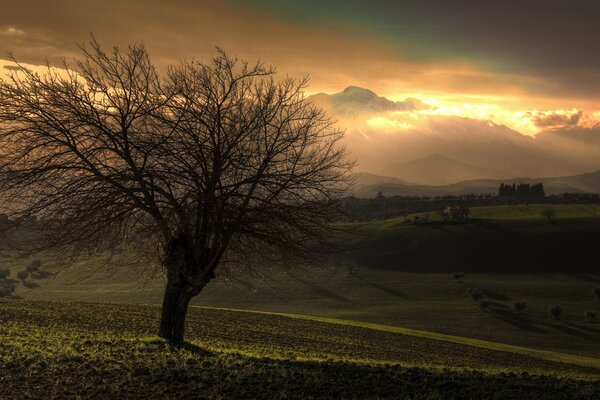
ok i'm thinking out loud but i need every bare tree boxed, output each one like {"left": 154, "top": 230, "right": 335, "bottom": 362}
{"left": 0, "top": 39, "right": 353, "bottom": 343}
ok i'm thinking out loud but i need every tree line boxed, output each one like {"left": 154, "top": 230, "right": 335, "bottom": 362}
{"left": 498, "top": 183, "right": 545, "bottom": 198}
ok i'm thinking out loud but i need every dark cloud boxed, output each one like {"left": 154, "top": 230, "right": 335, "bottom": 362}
{"left": 528, "top": 110, "right": 583, "bottom": 129}
{"left": 240, "top": 0, "right": 600, "bottom": 99}
{"left": 1, "top": 0, "right": 599, "bottom": 103}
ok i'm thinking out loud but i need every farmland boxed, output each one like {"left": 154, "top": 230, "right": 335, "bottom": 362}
{"left": 1, "top": 300, "right": 599, "bottom": 399}
{"left": 2, "top": 204, "right": 600, "bottom": 398}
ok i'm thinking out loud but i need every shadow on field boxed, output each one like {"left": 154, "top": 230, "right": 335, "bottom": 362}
{"left": 350, "top": 219, "right": 600, "bottom": 273}
{"left": 481, "top": 289, "right": 511, "bottom": 301}
{"left": 572, "top": 274, "right": 600, "bottom": 284}
{"left": 490, "top": 308, "right": 600, "bottom": 341}
{"left": 181, "top": 342, "right": 214, "bottom": 356}
{"left": 539, "top": 321, "right": 598, "bottom": 341}
{"left": 287, "top": 272, "right": 355, "bottom": 304}
{"left": 489, "top": 308, "right": 546, "bottom": 333}
{"left": 22, "top": 281, "right": 40, "bottom": 289}
{"left": 349, "top": 272, "right": 410, "bottom": 299}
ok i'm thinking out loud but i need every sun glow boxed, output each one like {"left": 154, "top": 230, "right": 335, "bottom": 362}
{"left": 359, "top": 91, "right": 600, "bottom": 136}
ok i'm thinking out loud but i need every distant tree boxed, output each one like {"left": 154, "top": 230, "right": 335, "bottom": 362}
{"left": 0, "top": 39, "right": 353, "bottom": 343}
{"left": 548, "top": 305, "right": 562, "bottom": 319}
{"left": 513, "top": 301, "right": 527, "bottom": 313}
{"left": 584, "top": 310, "right": 597, "bottom": 322}
{"left": 452, "top": 272, "right": 465, "bottom": 283}
{"left": 468, "top": 288, "right": 483, "bottom": 302}
{"left": 542, "top": 208, "right": 556, "bottom": 222}
{"left": 593, "top": 287, "right": 600, "bottom": 301}
{"left": 498, "top": 182, "right": 544, "bottom": 199}
{"left": 16, "top": 270, "right": 29, "bottom": 281}
{"left": 0, "top": 268, "right": 15, "bottom": 298}
{"left": 479, "top": 300, "right": 491, "bottom": 312}
{"left": 0, "top": 286, "right": 13, "bottom": 298}
{"left": 26, "top": 260, "right": 42, "bottom": 273}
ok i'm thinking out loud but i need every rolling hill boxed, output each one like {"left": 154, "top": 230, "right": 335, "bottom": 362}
{"left": 5, "top": 205, "right": 600, "bottom": 359}
{"left": 390, "top": 154, "right": 510, "bottom": 185}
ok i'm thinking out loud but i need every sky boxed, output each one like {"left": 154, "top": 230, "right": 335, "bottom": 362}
{"left": 0, "top": 0, "right": 599, "bottom": 135}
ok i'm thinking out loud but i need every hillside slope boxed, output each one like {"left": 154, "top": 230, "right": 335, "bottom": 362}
{"left": 5, "top": 207, "right": 600, "bottom": 359}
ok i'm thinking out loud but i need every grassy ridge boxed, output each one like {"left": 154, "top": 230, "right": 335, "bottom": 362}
{"left": 1, "top": 300, "right": 600, "bottom": 399}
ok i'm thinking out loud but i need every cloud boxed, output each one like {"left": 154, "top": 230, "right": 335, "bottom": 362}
{"left": 2, "top": 27, "right": 25, "bottom": 36}
{"left": 0, "top": 0, "right": 549, "bottom": 102}
{"left": 525, "top": 109, "right": 583, "bottom": 129}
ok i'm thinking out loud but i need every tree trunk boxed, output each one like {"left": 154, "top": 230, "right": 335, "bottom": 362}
{"left": 159, "top": 280, "right": 192, "bottom": 344}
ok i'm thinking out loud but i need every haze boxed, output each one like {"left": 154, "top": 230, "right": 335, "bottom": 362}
{"left": 2, "top": 0, "right": 600, "bottom": 183}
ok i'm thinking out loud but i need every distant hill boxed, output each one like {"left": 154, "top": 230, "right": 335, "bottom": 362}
{"left": 390, "top": 154, "right": 510, "bottom": 185}
{"left": 353, "top": 169, "right": 600, "bottom": 198}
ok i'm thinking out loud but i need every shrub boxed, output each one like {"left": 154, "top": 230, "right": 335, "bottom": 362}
{"left": 0, "top": 268, "right": 9, "bottom": 280}
{"left": 479, "top": 301, "right": 491, "bottom": 312}
{"left": 541, "top": 208, "right": 556, "bottom": 222}
{"left": 593, "top": 287, "right": 600, "bottom": 301}
{"left": 468, "top": 288, "right": 483, "bottom": 302}
{"left": 26, "top": 260, "right": 42, "bottom": 273}
{"left": 548, "top": 305, "right": 562, "bottom": 319}
{"left": 584, "top": 310, "right": 597, "bottom": 322}
{"left": 513, "top": 302, "right": 527, "bottom": 313}
{"left": 17, "top": 270, "right": 29, "bottom": 281}
{"left": 0, "top": 285, "right": 14, "bottom": 298}
{"left": 452, "top": 272, "right": 465, "bottom": 282}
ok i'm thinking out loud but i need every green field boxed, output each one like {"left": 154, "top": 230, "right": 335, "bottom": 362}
{"left": 3, "top": 204, "right": 600, "bottom": 358}
{"left": 2, "top": 204, "right": 600, "bottom": 397}
{"left": 403, "top": 204, "right": 600, "bottom": 222}
{"left": 1, "top": 300, "right": 599, "bottom": 399}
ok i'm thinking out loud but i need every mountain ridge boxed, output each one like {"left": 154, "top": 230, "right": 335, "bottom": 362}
{"left": 311, "top": 87, "right": 600, "bottom": 183}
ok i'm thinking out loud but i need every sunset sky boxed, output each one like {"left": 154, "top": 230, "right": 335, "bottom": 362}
{"left": 1, "top": 0, "right": 599, "bottom": 135}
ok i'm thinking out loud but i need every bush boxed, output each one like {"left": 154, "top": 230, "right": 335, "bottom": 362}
{"left": 479, "top": 301, "right": 490, "bottom": 312}
{"left": 452, "top": 272, "right": 465, "bottom": 282}
{"left": 584, "top": 310, "right": 597, "bottom": 322}
{"left": 468, "top": 288, "right": 483, "bottom": 302}
{"left": 0, "top": 285, "right": 14, "bottom": 298}
{"left": 593, "top": 287, "right": 600, "bottom": 301}
{"left": 541, "top": 208, "right": 556, "bottom": 222}
{"left": 548, "top": 305, "right": 562, "bottom": 319}
{"left": 0, "top": 268, "right": 9, "bottom": 280}
{"left": 26, "top": 260, "right": 42, "bottom": 273}
{"left": 513, "top": 302, "right": 527, "bottom": 313}
{"left": 17, "top": 270, "right": 29, "bottom": 281}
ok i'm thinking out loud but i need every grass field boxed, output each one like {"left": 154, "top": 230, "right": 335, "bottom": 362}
{"left": 1, "top": 300, "right": 599, "bottom": 399}
{"left": 3, "top": 204, "right": 600, "bottom": 361}
{"left": 1, "top": 205, "right": 600, "bottom": 398}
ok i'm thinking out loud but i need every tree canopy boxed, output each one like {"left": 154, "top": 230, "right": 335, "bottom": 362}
{"left": 0, "top": 39, "right": 353, "bottom": 342}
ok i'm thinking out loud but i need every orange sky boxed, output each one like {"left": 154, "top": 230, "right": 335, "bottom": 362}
{"left": 1, "top": 0, "right": 599, "bottom": 136}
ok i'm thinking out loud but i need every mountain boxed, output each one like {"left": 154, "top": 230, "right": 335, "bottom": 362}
{"left": 309, "top": 86, "right": 428, "bottom": 116}
{"left": 356, "top": 172, "right": 406, "bottom": 186}
{"left": 389, "top": 154, "right": 510, "bottom": 185}
{"left": 310, "top": 87, "right": 600, "bottom": 184}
